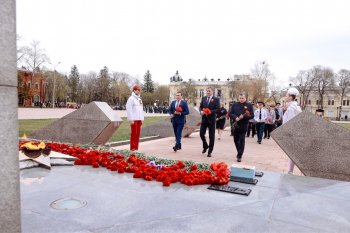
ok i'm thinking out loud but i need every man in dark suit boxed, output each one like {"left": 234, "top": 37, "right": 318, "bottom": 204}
{"left": 229, "top": 93, "right": 254, "bottom": 162}
{"left": 169, "top": 91, "right": 189, "bottom": 152}
{"left": 199, "top": 87, "right": 220, "bottom": 157}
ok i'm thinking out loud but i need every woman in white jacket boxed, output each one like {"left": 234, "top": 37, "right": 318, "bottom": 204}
{"left": 283, "top": 87, "right": 302, "bottom": 174}
{"left": 126, "top": 85, "right": 144, "bottom": 151}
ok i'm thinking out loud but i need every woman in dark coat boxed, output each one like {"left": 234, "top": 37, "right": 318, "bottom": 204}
{"left": 216, "top": 104, "right": 227, "bottom": 140}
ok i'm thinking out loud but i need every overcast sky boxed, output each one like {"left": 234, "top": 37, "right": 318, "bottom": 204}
{"left": 17, "top": 0, "right": 350, "bottom": 86}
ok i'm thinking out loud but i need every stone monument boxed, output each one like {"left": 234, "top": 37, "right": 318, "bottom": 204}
{"left": 30, "top": 102, "right": 123, "bottom": 145}
{"left": 271, "top": 111, "right": 350, "bottom": 181}
{"left": 0, "top": 0, "right": 21, "bottom": 232}
{"left": 141, "top": 107, "right": 202, "bottom": 138}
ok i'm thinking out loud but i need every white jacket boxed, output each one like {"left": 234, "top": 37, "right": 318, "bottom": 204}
{"left": 126, "top": 92, "right": 144, "bottom": 121}
{"left": 283, "top": 101, "right": 302, "bottom": 124}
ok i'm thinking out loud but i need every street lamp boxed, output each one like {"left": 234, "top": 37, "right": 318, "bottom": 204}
{"left": 50, "top": 61, "right": 61, "bottom": 108}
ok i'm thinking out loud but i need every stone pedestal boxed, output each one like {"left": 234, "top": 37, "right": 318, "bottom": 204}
{"left": 0, "top": 0, "right": 21, "bottom": 232}
{"left": 271, "top": 111, "right": 350, "bottom": 181}
{"left": 30, "top": 102, "right": 123, "bottom": 145}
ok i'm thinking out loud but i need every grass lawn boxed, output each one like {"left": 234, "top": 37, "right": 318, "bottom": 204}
{"left": 19, "top": 116, "right": 168, "bottom": 142}
{"left": 339, "top": 123, "right": 350, "bottom": 129}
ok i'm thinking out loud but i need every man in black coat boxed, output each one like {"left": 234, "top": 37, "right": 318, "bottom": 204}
{"left": 229, "top": 93, "right": 254, "bottom": 162}
{"left": 199, "top": 87, "right": 220, "bottom": 157}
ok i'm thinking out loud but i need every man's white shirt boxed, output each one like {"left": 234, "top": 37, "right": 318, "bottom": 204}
{"left": 254, "top": 108, "right": 268, "bottom": 123}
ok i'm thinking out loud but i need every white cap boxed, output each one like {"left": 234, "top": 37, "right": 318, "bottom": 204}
{"left": 287, "top": 87, "right": 299, "bottom": 96}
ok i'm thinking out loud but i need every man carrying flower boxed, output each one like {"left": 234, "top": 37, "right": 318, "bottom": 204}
{"left": 229, "top": 93, "right": 254, "bottom": 162}
{"left": 199, "top": 87, "right": 221, "bottom": 157}
{"left": 169, "top": 92, "right": 189, "bottom": 152}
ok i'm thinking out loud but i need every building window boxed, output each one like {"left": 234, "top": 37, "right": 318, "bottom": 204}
{"left": 27, "top": 81, "right": 31, "bottom": 88}
{"left": 343, "top": 100, "right": 346, "bottom": 106}
{"left": 328, "top": 100, "right": 334, "bottom": 105}
{"left": 328, "top": 111, "right": 334, "bottom": 117}
{"left": 199, "top": 89, "right": 204, "bottom": 98}
{"left": 308, "top": 99, "right": 311, "bottom": 105}
{"left": 35, "top": 82, "right": 39, "bottom": 89}
{"left": 332, "top": 100, "right": 334, "bottom": 105}
{"left": 316, "top": 100, "right": 319, "bottom": 105}
{"left": 347, "top": 100, "right": 350, "bottom": 106}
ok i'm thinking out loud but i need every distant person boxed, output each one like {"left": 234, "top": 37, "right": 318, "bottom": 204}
{"left": 254, "top": 101, "right": 268, "bottom": 144}
{"left": 275, "top": 102, "right": 283, "bottom": 127}
{"left": 169, "top": 92, "right": 189, "bottom": 152}
{"left": 315, "top": 109, "right": 324, "bottom": 117}
{"left": 199, "top": 87, "right": 220, "bottom": 157}
{"left": 126, "top": 85, "right": 144, "bottom": 151}
{"left": 264, "top": 105, "right": 276, "bottom": 139}
{"left": 283, "top": 87, "right": 302, "bottom": 174}
{"left": 216, "top": 103, "right": 227, "bottom": 140}
{"left": 229, "top": 93, "right": 254, "bottom": 162}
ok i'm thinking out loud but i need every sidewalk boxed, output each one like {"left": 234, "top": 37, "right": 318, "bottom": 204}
{"left": 112, "top": 128, "right": 302, "bottom": 175}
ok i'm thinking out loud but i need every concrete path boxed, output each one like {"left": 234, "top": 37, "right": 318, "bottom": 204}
{"left": 113, "top": 128, "right": 303, "bottom": 175}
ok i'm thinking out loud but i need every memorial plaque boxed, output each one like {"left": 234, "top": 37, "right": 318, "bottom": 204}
{"left": 230, "top": 176, "right": 258, "bottom": 185}
{"left": 271, "top": 111, "right": 350, "bottom": 182}
{"left": 208, "top": 184, "right": 251, "bottom": 196}
{"left": 30, "top": 102, "right": 123, "bottom": 145}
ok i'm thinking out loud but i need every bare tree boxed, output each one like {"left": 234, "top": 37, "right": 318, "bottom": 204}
{"left": 179, "top": 79, "right": 197, "bottom": 101}
{"left": 290, "top": 68, "right": 318, "bottom": 110}
{"left": 22, "top": 41, "right": 50, "bottom": 84}
{"left": 111, "top": 72, "right": 134, "bottom": 105}
{"left": 315, "top": 66, "right": 335, "bottom": 109}
{"left": 251, "top": 61, "right": 272, "bottom": 100}
{"left": 337, "top": 69, "right": 350, "bottom": 118}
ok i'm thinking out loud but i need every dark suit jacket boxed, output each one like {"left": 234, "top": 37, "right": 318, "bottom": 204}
{"left": 199, "top": 96, "right": 220, "bottom": 123}
{"left": 169, "top": 99, "right": 189, "bottom": 124}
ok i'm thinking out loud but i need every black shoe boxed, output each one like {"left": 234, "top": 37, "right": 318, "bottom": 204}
{"left": 258, "top": 142, "right": 261, "bottom": 144}
{"left": 267, "top": 137, "right": 270, "bottom": 139}
{"left": 202, "top": 147, "right": 208, "bottom": 154}
{"left": 264, "top": 136, "right": 267, "bottom": 139}
{"left": 173, "top": 146, "right": 177, "bottom": 152}
{"left": 207, "top": 153, "right": 212, "bottom": 157}
{"left": 237, "top": 158, "right": 241, "bottom": 162}
{"left": 178, "top": 145, "right": 182, "bottom": 150}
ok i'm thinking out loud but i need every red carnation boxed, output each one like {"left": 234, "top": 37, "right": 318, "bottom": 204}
{"left": 203, "top": 108, "right": 212, "bottom": 115}
{"left": 92, "top": 162, "right": 99, "bottom": 168}
{"left": 176, "top": 107, "right": 183, "bottom": 112}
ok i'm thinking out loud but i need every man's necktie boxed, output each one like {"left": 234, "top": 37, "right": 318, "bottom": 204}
{"left": 207, "top": 97, "right": 210, "bottom": 105}
{"left": 259, "top": 109, "right": 262, "bottom": 120}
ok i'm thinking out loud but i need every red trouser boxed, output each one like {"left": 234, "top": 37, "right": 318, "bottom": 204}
{"left": 130, "top": 120, "right": 142, "bottom": 150}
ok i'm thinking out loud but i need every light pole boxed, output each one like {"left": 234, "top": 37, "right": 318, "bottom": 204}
{"left": 51, "top": 62, "right": 61, "bottom": 108}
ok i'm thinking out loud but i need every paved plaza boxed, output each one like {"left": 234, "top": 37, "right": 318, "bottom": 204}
{"left": 19, "top": 107, "right": 350, "bottom": 233}
{"left": 19, "top": 107, "right": 301, "bottom": 175}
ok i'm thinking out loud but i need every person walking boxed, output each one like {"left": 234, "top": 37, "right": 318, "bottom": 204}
{"left": 216, "top": 103, "right": 227, "bottom": 140}
{"left": 275, "top": 103, "right": 283, "bottom": 127}
{"left": 264, "top": 105, "right": 276, "bottom": 139}
{"left": 169, "top": 92, "right": 189, "bottom": 152}
{"left": 199, "top": 87, "right": 220, "bottom": 157}
{"left": 254, "top": 101, "right": 268, "bottom": 144}
{"left": 229, "top": 93, "right": 254, "bottom": 162}
{"left": 126, "top": 85, "right": 144, "bottom": 151}
{"left": 283, "top": 87, "right": 302, "bottom": 174}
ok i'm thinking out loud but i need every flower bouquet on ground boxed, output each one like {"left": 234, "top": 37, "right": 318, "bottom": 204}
{"left": 231, "top": 106, "right": 251, "bottom": 131}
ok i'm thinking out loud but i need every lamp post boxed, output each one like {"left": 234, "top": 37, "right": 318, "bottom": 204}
{"left": 50, "top": 62, "right": 61, "bottom": 108}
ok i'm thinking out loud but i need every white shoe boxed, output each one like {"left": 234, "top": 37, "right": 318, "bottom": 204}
{"left": 288, "top": 171, "right": 293, "bottom": 175}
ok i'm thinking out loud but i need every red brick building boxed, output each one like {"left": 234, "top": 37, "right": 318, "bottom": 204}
{"left": 18, "top": 69, "right": 47, "bottom": 107}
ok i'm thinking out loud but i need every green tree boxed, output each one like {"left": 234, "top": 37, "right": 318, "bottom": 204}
{"left": 142, "top": 70, "right": 154, "bottom": 92}
{"left": 68, "top": 65, "right": 80, "bottom": 102}
{"left": 96, "top": 66, "right": 111, "bottom": 102}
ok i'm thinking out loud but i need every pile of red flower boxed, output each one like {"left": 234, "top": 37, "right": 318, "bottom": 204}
{"left": 19, "top": 141, "right": 230, "bottom": 187}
